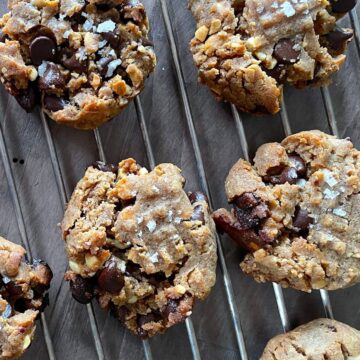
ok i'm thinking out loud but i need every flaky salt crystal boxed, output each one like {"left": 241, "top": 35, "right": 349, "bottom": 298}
{"left": 149, "top": 252, "right": 159, "bottom": 263}
{"left": 281, "top": 1, "right": 296, "bottom": 17}
{"left": 146, "top": 220, "right": 156, "bottom": 233}
{"left": 97, "top": 20, "right": 116, "bottom": 33}
{"left": 323, "top": 169, "right": 337, "bottom": 187}
{"left": 83, "top": 19, "right": 93, "bottom": 31}
{"left": 38, "top": 61, "right": 47, "bottom": 77}
{"left": 323, "top": 188, "right": 340, "bottom": 200}
{"left": 333, "top": 208, "right": 347, "bottom": 217}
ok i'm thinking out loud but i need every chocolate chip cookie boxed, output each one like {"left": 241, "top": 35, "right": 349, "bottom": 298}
{"left": 213, "top": 131, "right": 360, "bottom": 292}
{"left": 0, "top": 0, "right": 156, "bottom": 129}
{"left": 261, "top": 318, "right": 360, "bottom": 359}
{"left": 61, "top": 159, "right": 217, "bottom": 337}
{"left": 0, "top": 236, "right": 52, "bottom": 359}
{"left": 189, "top": 0, "right": 355, "bottom": 114}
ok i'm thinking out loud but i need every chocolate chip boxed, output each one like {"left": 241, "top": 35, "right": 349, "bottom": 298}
{"left": 43, "top": 94, "right": 68, "bottom": 112}
{"left": 265, "top": 167, "right": 298, "bottom": 185}
{"left": 1, "top": 304, "right": 12, "bottom": 319}
{"left": 288, "top": 153, "right": 307, "bottom": 177}
{"left": 2, "top": 277, "right": 23, "bottom": 297}
{"left": 112, "top": 305, "right": 127, "bottom": 322}
{"left": 137, "top": 313, "right": 160, "bottom": 338}
{"left": 98, "top": 261, "right": 125, "bottom": 294}
{"left": 102, "top": 32, "right": 121, "bottom": 49}
{"left": 125, "top": 261, "right": 141, "bottom": 278}
{"left": 292, "top": 207, "right": 313, "bottom": 231}
{"left": 273, "top": 38, "right": 300, "bottom": 64}
{"left": 327, "top": 324, "right": 338, "bottom": 332}
{"left": 15, "top": 86, "right": 38, "bottom": 112}
{"left": 324, "top": 27, "right": 353, "bottom": 52}
{"left": 330, "top": 0, "right": 357, "bottom": 13}
{"left": 162, "top": 299, "right": 178, "bottom": 319}
{"left": 92, "top": 161, "right": 118, "bottom": 173}
{"left": 190, "top": 205, "right": 205, "bottom": 225}
{"left": 97, "top": 57, "right": 112, "bottom": 76}
{"left": 263, "top": 63, "right": 287, "bottom": 83}
{"left": 62, "top": 54, "right": 87, "bottom": 73}
{"left": 233, "top": 193, "right": 269, "bottom": 229}
{"left": 38, "top": 62, "right": 66, "bottom": 91}
{"left": 69, "top": 276, "right": 95, "bottom": 304}
{"left": 0, "top": 30, "right": 7, "bottom": 43}
{"left": 188, "top": 191, "right": 208, "bottom": 204}
{"left": 141, "top": 37, "right": 153, "bottom": 47}
{"left": 14, "top": 298, "right": 37, "bottom": 312}
{"left": 29, "top": 36, "right": 56, "bottom": 66}
{"left": 32, "top": 259, "right": 53, "bottom": 294}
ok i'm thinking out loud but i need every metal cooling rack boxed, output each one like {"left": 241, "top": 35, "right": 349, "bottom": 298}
{"left": 0, "top": 0, "right": 359, "bottom": 359}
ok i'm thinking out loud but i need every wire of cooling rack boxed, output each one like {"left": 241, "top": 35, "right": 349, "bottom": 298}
{"left": 0, "top": 119, "right": 56, "bottom": 360}
{"left": 39, "top": 111, "right": 105, "bottom": 360}
{"left": 160, "top": 0, "right": 249, "bottom": 358}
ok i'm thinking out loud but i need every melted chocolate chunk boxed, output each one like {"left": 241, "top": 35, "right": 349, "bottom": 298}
{"left": 2, "top": 277, "right": 23, "bottom": 298}
{"left": 111, "top": 305, "right": 127, "bottom": 322}
{"left": 273, "top": 38, "right": 301, "bottom": 64}
{"left": 29, "top": 36, "right": 56, "bottom": 66}
{"left": 70, "top": 276, "right": 95, "bottom": 304}
{"left": 162, "top": 299, "right": 179, "bottom": 320}
{"left": 38, "top": 63, "right": 66, "bottom": 91}
{"left": 98, "top": 260, "right": 125, "bottom": 294}
{"left": 43, "top": 95, "right": 68, "bottom": 112}
{"left": 263, "top": 63, "right": 287, "bottom": 83}
{"left": 137, "top": 313, "right": 161, "bottom": 338}
{"left": 32, "top": 260, "right": 53, "bottom": 294}
{"left": 330, "top": 0, "right": 357, "bottom": 13}
{"left": 288, "top": 153, "right": 307, "bottom": 177}
{"left": 102, "top": 32, "right": 121, "bottom": 49}
{"left": 292, "top": 207, "right": 313, "bottom": 231}
{"left": 213, "top": 193, "right": 271, "bottom": 251}
{"left": 93, "top": 161, "right": 118, "bottom": 173}
{"left": 188, "top": 191, "right": 208, "bottom": 204}
{"left": 323, "top": 26, "right": 353, "bottom": 52}
{"left": 15, "top": 86, "right": 38, "bottom": 112}
{"left": 62, "top": 54, "right": 87, "bottom": 73}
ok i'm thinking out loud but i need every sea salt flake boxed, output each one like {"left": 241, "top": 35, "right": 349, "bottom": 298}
{"left": 149, "top": 252, "right": 159, "bottom": 263}
{"left": 59, "top": 14, "right": 66, "bottom": 21}
{"left": 174, "top": 217, "right": 182, "bottom": 224}
{"left": 97, "top": 20, "right": 116, "bottom": 33}
{"left": 105, "top": 59, "right": 122, "bottom": 77}
{"left": 77, "top": 47, "right": 87, "bottom": 61}
{"left": 281, "top": 1, "right": 296, "bottom": 17}
{"left": 63, "top": 30, "right": 71, "bottom": 39}
{"left": 136, "top": 215, "right": 144, "bottom": 224}
{"left": 256, "top": 5, "right": 264, "bottom": 13}
{"left": 38, "top": 61, "right": 48, "bottom": 77}
{"left": 118, "top": 261, "right": 126, "bottom": 273}
{"left": 83, "top": 19, "right": 94, "bottom": 31}
{"left": 152, "top": 185, "right": 160, "bottom": 193}
{"left": 323, "top": 169, "right": 337, "bottom": 187}
{"left": 99, "top": 39, "right": 107, "bottom": 49}
{"left": 137, "top": 230, "right": 143, "bottom": 238}
{"left": 323, "top": 188, "right": 340, "bottom": 200}
{"left": 333, "top": 208, "right": 347, "bottom": 217}
{"left": 296, "top": 179, "right": 307, "bottom": 188}
{"left": 170, "top": 234, "right": 180, "bottom": 241}
{"left": 109, "top": 49, "right": 116, "bottom": 57}
{"left": 146, "top": 220, "right": 156, "bottom": 233}
{"left": 168, "top": 210, "right": 173, "bottom": 222}
{"left": 271, "top": 2, "right": 279, "bottom": 8}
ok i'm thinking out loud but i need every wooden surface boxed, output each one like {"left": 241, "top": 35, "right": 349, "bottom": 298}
{"left": 0, "top": 1, "right": 359, "bottom": 359}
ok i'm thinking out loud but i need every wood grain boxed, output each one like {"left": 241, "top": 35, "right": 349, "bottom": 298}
{"left": 0, "top": 1, "right": 359, "bottom": 359}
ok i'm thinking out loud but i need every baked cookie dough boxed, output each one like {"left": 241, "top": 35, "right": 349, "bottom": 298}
{"left": 0, "top": 0, "right": 156, "bottom": 129}
{"left": 0, "top": 236, "right": 53, "bottom": 359}
{"left": 189, "top": 0, "right": 355, "bottom": 114}
{"left": 61, "top": 159, "right": 217, "bottom": 337}
{"left": 261, "top": 318, "right": 360, "bottom": 359}
{"left": 213, "top": 131, "right": 360, "bottom": 292}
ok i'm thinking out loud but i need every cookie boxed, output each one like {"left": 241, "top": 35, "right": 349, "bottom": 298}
{"left": 261, "top": 318, "right": 360, "bottom": 359}
{"left": 0, "top": 236, "right": 52, "bottom": 359}
{"left": 0, "top": 0, "right": 156, "bottom": 129}
{"left": 189, "top": 0, "right": 355, "bottom": 114}
{"left": 61, "top": 158, "right": 217, "bottom": 338}
{"left": 213, "top": 130, "right": 360, "bottom": 292}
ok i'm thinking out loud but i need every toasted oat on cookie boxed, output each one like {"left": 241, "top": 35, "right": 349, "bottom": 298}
{"left": 61, "top": 159, "right": 217, "bottom": 338}
{"left": 0, "top": 0, "right": 156, "bottom": 130}
{"left": 261, "top": 318, "right": 360, "bottom": 359}
{"left": 213, "top": 130, "right": 360, "bottom": 292}
{"left": 189, "top": 0, "right": 355, "bottom": 114}
{"left": 0, "top": 236, "right": 52, "bottom": 359}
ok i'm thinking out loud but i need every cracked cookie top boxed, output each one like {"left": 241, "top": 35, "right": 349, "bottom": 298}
{"left": 0, "top": 0, "right": 156, "bottom": 129}
{"left": 213, "top": 130, "right": 360, "bottom": 292}
{"left": 189, "top": 0, "right": 355, "bottom": 114}
{"left": 260, "top": 318, "right": 360, "bottom": 359}
{"left": 61, "top": 159, "right": 217, "bottom": 338}
{"left": 0, "top": 236, "right": 52, "bottom": 359}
